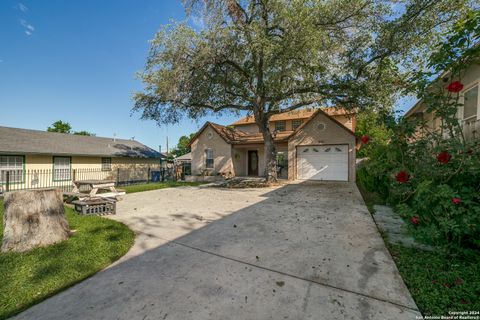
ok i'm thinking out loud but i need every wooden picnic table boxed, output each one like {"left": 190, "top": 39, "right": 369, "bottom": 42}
{"left": 72, "top": 179, "right": 125, "bottom": 199}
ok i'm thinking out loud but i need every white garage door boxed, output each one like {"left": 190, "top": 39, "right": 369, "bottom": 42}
{"left": 296, "top": 145, "right": 348, "bottom": 181}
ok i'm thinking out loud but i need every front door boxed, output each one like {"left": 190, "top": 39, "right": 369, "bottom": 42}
{"left": 248, "top": 150, "right": 259, "bottom": 176}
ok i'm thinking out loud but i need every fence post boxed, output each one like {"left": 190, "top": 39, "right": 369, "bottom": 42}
{"left": 116, "top": 168, "right": 120, "bottom": 185}
{"left": 147, "top": 167, "right": 151, "bottom": 184}
{"left": 5, "top": 171, "right": 10, "bottom": 192}
{"left": 73, "top": 169, "right": 76, "bottom": 183}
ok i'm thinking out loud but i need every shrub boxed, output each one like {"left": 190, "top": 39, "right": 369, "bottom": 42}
{"left": 359, "top": 11, "right": 480, "bottom": 253}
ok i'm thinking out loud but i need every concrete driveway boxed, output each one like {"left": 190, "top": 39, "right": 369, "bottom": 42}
{"left": 14, "top": 182, "right": 420, "bottom": 320}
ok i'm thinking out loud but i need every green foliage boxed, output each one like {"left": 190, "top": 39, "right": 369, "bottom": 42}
{"left": 134, "top": 0, "right": 468, "bottom": 122}
{"left": 123, "top": 181, "right": 205, "bottom": 194}
{"left": 47, "top": 120, "right": 72, "bottom": 133}
{"left": 133, "top": 0, "right": 469, "bottom": 180}
{"left": 0, "top": 203, "right": 134, "bottom": 319}
{"left": 171, "top": 133, "right": 195, "bottom": 157}
{"left": 47, "top": 121, "right": 95, "bottom": 136}
{"left": 73, "top": 130, "right": 96, "bottom": 136}
{"left": 389, "top": 244, "right": 480, "bottom": 315}
{"left": 359, "top": 12, "right": 480, "bottom": 252}
{"left": 355, "top": 109, "right": 394, "bottom": 158}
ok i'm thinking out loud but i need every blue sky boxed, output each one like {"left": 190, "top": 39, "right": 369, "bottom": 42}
{"left": 0, "top": 0, "right": 243, "bottom": 152}
{"left": 0, "top": 1, "right": 416, "bottom": 152}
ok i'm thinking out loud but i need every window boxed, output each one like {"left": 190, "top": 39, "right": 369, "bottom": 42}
{"left": 463, "top": 85, "right": 478, "bottom": 120}
{"left": 102, "top": 157, "right": 112, "bottom": 171}
{"left": 292, "top": 119, "right": 303, "bottom": 130}
{"left": 0, "top": 156, "right": 24, "bottom": 183}
{"left": 275, "top": 121, "right": 286, "bottom": 132}
{"left": 53, "top": 157, "right": 71, "bottom": 181}
{"left": 205, "top": 149, "right": 214, "bottom": 169}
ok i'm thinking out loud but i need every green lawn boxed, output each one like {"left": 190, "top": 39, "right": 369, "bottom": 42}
{"left": 0, "top": 201, "right": 135, "bottom": 320}
{"left": 389, "top": 244, "right": 480, "bottom": 315}
{"left": 122, "top": 181, "right": 205, "bottom": 194}
{"left": 356, "top": 179, "right": 480, "bottom": 315}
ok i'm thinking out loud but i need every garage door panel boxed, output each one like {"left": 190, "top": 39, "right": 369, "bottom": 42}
{"left": 297, "top": 145, "right": 348, "bottom": 181}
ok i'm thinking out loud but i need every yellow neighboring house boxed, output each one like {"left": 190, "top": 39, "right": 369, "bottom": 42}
{"left": 0, "top": 126, "right": 163, "bottom": 191}
{"left": 405, "top": 63, "right": 480, "bottom": 141}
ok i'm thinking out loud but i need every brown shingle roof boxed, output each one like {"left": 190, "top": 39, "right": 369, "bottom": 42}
{"left": 0, "top": 126, "right": 163, "bottom": 158}
{"left": 190, "top": 108, "right": 355, "bottom": 146}
{"left": 209, "top": 122, "right": 250, "bottom": 143}
{"left": 231, "top": 107, "right": 353, "bottom": 126}
{"left": 233, "top": 131, "right": 292, "bottom": 144}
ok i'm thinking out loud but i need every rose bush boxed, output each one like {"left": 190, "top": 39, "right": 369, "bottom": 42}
{"left": 358, "top": 12, "right": 480, "bottom": 253}
{"left": 360, "top": 120, "right": 480, "bottom": 252}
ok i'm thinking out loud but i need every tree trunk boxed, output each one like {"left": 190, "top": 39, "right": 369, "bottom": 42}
{"left": 255, "top": 110, "right": 277, "bottom": 183}
{"left": 2, "top": 189, "right": 70, "bottom": 253}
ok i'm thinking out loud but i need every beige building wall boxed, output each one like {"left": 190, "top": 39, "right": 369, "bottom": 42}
{"left": 232, "top": 147, "right": 248, "bottom": 176}
{"left": 25, "top": 154, "right": 52, "bottom": 170}
{"left": 72, "top": 156, "right": 102, "bottom": 169}
{"left": 332, "top": 115, "right": 355, "bottom": 132}
{"left": 191, "top": 125, "right": 233, "bottom": 175}
{"left": 24, "top": 155, "right": 159, "bottom": 171}
{"left": 408, "top": 63, "right": 480, "bottom": 133}
{"left": 235, "top": 123, "right": 259, "bottom": 133}
{"left": 231, "top": 142, "right": 287, "bottom": 178}
{"left": 288, "top": 112, "right": 356, "bottom": 182}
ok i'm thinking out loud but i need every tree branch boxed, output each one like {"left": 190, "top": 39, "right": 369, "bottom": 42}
{"left": 268, "top": 100, "right": 318, "bottom": 115}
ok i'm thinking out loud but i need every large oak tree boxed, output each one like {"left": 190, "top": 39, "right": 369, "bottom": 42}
{"left": 134, "top": 0, "right": 470, "bottom": 181}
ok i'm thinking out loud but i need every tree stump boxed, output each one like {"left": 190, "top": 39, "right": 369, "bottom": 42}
{"left": 2, "top": 189, "right": 70, "bottom": 253}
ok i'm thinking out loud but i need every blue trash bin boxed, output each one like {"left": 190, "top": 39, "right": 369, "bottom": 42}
{"left": 151, "top": 170, "right": 160, "bottom": 182}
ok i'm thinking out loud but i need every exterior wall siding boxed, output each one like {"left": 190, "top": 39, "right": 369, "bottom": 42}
{"left": 408, "top": 63, "right": 480, "bottom": 135}
{"left": 22, "top": 155, "right": 159, "bottom": 171}
{"left": 232, "top": 147, "right": 247, "bottom": 176}
{"left": 288, "top": 112, "right": 356, "bottom": 182}
{"left": 234, "top": 123, "right": 259, "bottom": 133}
{"left": 1, "top": 154, "right": 160, "bottom": 191}
{"left": 232, "top": 142, "right": 287, "bottom": 178}
{"left": 191, "top": 126, "right": 233, "bottom": 176}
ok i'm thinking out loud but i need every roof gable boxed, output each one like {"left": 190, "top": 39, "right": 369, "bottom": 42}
{"left": 189, "top": 109, "right": 355, "bottom": 146}
{"left": 289, "top": 109, "right": 356, "bottom": 139}
{"left": 187, "top": 122, "right": 250, "bottom": 147}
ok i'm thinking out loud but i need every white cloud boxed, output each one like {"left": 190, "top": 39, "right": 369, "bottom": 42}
{"left": 18, "top": 3, "right": 28, "bottom": 12}
{"left": 20, "top": 19, "right": 34, "bottom": 31}
{"left": 20, "top": 19, "right": 35, "bottom": 35}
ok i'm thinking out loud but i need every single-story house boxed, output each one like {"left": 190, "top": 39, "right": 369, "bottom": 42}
{"left": 405, "top": 62, "right": 479, "bottom": 141}
{"left": 188, "top": 108, "right": 357, "bottom": 182}
{"left": 174, "top": 152, "right": 192, "bottom": 177}
{"left": 174, "top": 152, "right": 192, "bottom": 165}
{"left": 0, "top": 126, "right": 164, "bottom": 190}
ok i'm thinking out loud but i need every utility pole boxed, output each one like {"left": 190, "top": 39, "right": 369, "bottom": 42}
{"left": 166, "top": 136, "right": 169, "bottom": 155}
